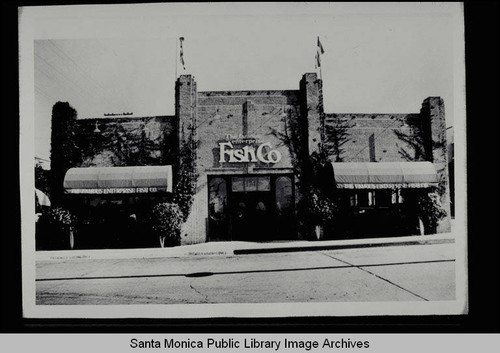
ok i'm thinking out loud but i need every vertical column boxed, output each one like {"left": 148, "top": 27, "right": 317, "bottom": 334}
{"left": 299, "top": 73, "right": 322, "bottom": 156}
{"left": 421, "top": 97, "right": 451, "bottom": 233}
{"left": 369, "top": 133, "right": 376, "bottom": 162}
{"left": 175, "top": 75, "right": 206, "bottom": 244}
{"left": 242, "top": 100, "right": 255, "bottom": 136}
{"left": 175, "top": 75, "right": 197, "bottom": 149}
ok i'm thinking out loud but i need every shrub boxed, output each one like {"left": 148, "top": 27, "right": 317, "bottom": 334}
{"left": 416, "top": 191, "right": 446, "bottom": 234}
{"left": 150, "top": 202, "right": 184, "bottom": 247}
{"left": 297, "top": 188, "right": 339, "bottom": 239}
{"left": 37, "top": 207, "right": 76, "bottom": 249}
{"left": 42, "top": 207, "right": 76, "bottom": 231}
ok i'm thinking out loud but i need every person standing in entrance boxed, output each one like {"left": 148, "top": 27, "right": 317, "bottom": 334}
{"left": 254, "top": 200, "right": 267, "bottom": 241}
{"left": 234, "top": 202, "right": 248, "bottom": 241}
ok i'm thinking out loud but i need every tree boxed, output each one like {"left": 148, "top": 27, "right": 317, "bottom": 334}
{"left": 324, "top": 115, "right": 352, "bottom": 162}
{"left": 50, "top": 102, "right": 81, "bottom": 205}
{"left": 35, "top": 162, "right": 50, "bottom": 195}
{"left": 271, "top": 106, "right": 340, "bottom": 240}
{"left": 150, "top": 202, "right": 183, "bottom": 248}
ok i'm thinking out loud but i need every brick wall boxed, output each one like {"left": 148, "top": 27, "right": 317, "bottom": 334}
{"left": 65, "top": 73, "right": 450, "bottom": 242}
{"left": 196, "top": 90, "right": 300, "bottom": 171}
{"left": 325, "top": 113, "right": 421, "bottom": 163}
{"left": 420, "top": 97, "right": 451, "bottom": 232}
{"left": 74, "top": 116, "right": 176, "bottom": 167}
{"left": 176, "top": 74, "right": 306, "bottom": 244}
{"left": 300, "top": 73, "right": 322, "bottom": 155}
{"left": 325, "top": 98, "right": 451, "bottom": 233}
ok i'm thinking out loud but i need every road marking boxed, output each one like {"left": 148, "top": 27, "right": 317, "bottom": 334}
{"left": 320, "top": 252, "right": 431, "bottom": 301}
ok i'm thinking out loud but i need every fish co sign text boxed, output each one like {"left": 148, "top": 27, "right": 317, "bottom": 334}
{"left": 219, "top": 142, "right": 282, "bottom": 164}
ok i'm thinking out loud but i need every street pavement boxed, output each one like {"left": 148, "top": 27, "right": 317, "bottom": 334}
{"left": 36, "top": 240, "right": 455, "bottom": 305}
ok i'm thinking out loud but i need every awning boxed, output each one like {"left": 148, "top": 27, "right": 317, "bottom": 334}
{"left": 35, "top": 188, "right": 51, "bottom": 207}
{"left": 64, "top": 166, "right": 173, "bottom": 194}
{"left": 331, "top": 162, "right": 438, "bottom": 189}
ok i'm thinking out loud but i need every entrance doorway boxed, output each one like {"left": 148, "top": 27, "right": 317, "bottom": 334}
{"left": 231, "top": 191, "right": 272, "bottom": 241}
{"left": 208, "top": 174, "right": 295, "bottom": 242}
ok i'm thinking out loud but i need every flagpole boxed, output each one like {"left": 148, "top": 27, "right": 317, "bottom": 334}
{"left": 316, "top": 36, "right": 325, "bottom": 149}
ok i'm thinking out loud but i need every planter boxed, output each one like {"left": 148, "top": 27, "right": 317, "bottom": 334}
{"left": 314, "top": 225, "right": 324, "bottom": 240}
{"left": 69, "top": 228, "right": 75, "bottom": 249}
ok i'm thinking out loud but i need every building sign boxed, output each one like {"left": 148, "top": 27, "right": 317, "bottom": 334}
{"left": 231, "top": 176, "right": 271, "bottom": 192}
{"left": 66, "top": 187, "right": 169, "bottom": 194}
{"left": 219, "top": 141, "right": 282, "bottom": 164}
{"left": 336, "top": 183, "right": 437, "bottom": 189}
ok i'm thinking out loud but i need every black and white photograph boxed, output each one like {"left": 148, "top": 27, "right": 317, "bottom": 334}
{"left": 19, "top": 2, "right": 467, "bottom": 318}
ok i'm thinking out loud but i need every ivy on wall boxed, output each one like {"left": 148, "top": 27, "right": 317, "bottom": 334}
{"left": 324, "top": 115, "right": 353, "bottom": 162}
{"left": 393, "top": 115, "right": 428, "bottom": 162}
{"left": 173, "top": 124, "right": 199, "bottom": 222}
{"left": 74, "top": 119, "right": 176, "bottom": 168}
{"left": 393, "top": 114, "right": 447, "bottom": 234}
{"left": 271, "top": 106, "right": 342, "bottom": 239}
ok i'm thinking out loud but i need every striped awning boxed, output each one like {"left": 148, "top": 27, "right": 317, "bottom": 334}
{"left": 35, "top": 188, "right": 51, "bottom": 207}
{"left": 331, "top": 162, "right": 438, "bottom": 189}
{"left": 63, "top": 166, "right": 173, "bottom": 194}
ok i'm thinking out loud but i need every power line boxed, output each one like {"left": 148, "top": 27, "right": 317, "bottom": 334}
{"left": 37, "top": 46, "right": 109, "bottom": 106}
{"left": 47, "top": 40, "right": 131, "bottom": 111}
{"left": 349, "top": 117, "right": 404, "bottom": 159}
{"left": 35, "top": 53, "right": 99, "bottom": 104}
{"left": 248, "top": 106, "right": 286, "bottom": 136}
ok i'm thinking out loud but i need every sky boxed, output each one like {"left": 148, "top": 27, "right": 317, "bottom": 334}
{"left": 26, "top": 2, "right": 463, "bottom": 163}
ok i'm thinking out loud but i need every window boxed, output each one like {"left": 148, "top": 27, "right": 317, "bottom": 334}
{"left": 355, "top": 191, "right": 376, "bottom": 207}
{"left": 275, "top": 176, "right": 292, "bottom": 214}
{"left": 349, "top": 193, "right": 358, "bottom": 207}
{"left": 398, "top": 189, "right": 404, "bottom": 204}
{"left": 375, "top": 190, "right": 392, "bottom": 206}
{"left": 209, "top": 178, "right": 227, "bottom": 219}
{"left": 357, "top": 191, "right": 370, "bottom": 207}
{"left": 231, "top": 176, "right": 271, "bottom": 192}
{"left": 391, "top": 189, "right": 404, "bottom": 204}
{"left": 368, "top": 191, "right": 374, "bottom": 206}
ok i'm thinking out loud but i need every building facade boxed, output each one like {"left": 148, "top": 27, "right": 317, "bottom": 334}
{"left": 56, "top": 72, "right": 451, "bottom": 248}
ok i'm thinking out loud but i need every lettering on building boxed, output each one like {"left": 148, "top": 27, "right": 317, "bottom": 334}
{"left": 219, "top": 141, "right": 282, "bottom": 164}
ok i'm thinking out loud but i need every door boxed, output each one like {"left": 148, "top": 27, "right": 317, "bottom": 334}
{"left": 208, "top": 177, "right": 229, "bottom": 241}
{"left": 208, "top": 174, "right": 296, "bottom": 242}
{"left": 231, "top": 191, "right": 273, "bottom": 241}
{"left": 274, "top": 175, "right": 295, "bottom": 240}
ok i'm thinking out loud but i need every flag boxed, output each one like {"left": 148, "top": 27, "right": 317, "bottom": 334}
{"left": 315, "top": 51, "right": 321, "bottom": 69}
{"left": 179, "top": 37, "right": 186, "bottom": 70}
{"left": 317, "top": 36, "right": 325, "bottom": 54}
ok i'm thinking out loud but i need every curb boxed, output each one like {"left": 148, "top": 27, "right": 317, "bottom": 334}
{"left": 36, "top": 234, "right": 455, "bottom": 261}
{"left": 234, "top": 237, "right": 455, "bottom": 255}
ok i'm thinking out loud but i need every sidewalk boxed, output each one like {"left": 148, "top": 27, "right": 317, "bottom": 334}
{"left": 36, "top": 232, "right": 455, "bottom": 262}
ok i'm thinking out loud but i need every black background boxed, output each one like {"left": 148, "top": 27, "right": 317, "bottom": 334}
{"left": 2, "top": 1, "right": 499, "bottom": 333}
